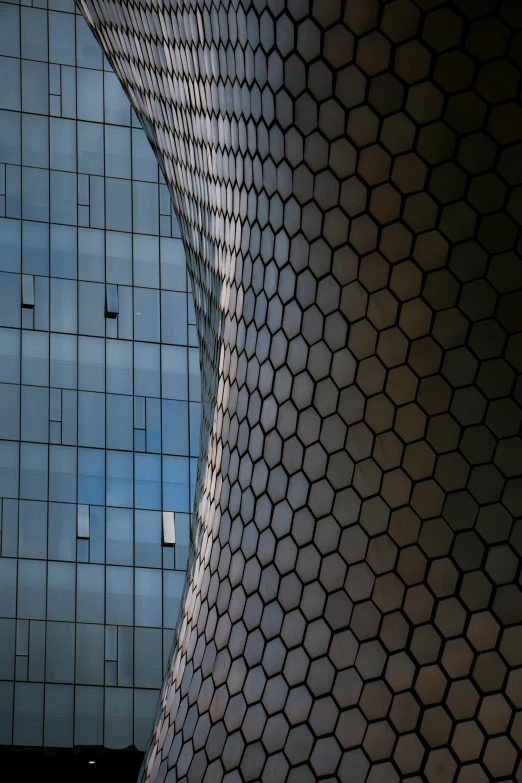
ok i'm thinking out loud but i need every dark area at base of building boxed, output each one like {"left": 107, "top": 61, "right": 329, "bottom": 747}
{"left": 0, "top": 745, "right": 144, "bottom": 782}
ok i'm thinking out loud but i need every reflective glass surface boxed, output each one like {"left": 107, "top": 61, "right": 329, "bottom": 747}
{"left": 0, "top": 0, "right": 198, "bottom": 752}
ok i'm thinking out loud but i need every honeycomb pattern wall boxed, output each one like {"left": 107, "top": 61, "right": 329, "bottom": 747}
{"left": 77, "top": 0, "right": 522, "bottom": 780}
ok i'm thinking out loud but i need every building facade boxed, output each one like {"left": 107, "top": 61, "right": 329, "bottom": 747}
{"left": 77, "top": 1, "right": 522, "bottom": 782}
{"left": 0, "top": 0, "right": 199, "bottom": 753}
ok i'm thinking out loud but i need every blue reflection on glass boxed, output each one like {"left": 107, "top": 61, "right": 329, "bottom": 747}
{"left": 106, "top": 450, "right": 133, "bottom": 508}
{"left": 78, "top": 447, "right": 105, "bottom": 505}
{"left": 18, "top": 500, "right": 47, "bottom": 559}
{"left": 162, "top": 456, "right": 189, "bottom": 512}
{"left": 135, "top": 453, "right": 161, "bottom": 511}
{"left": 106, "top": 507, "right": 133, "bottom": 566}
{"left": 22, "top": 220, "right": 49, "bottom": 275}
{"left": 51, "top": 224, "right": 77, "bottom": 278}
{"left": 22, "top": 167, "right": 49, "bottom": 222}
{"left": 20, "top": 442, "right": 48, "bottom": 501}
{"left": 49, "top": 445, "right": 76, "bottom": 502}
{"left": 48, "top": 502, "right": 76, "bottom": 562}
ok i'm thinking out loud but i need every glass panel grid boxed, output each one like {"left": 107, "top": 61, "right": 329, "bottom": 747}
{"left": 0, "top": 0, "right": 197, "bottom": 752}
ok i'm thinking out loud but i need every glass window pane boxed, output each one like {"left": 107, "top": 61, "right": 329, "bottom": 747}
{"left": 133, "top": 234, "right": 159, "bottom": 288}
{"left": 163, "top": 570, "right": 185, "bottom": 629}
{"left": 0, "top": 109, "right": 21, "bottom": 164}
{"left": 117, "top": 285, "right": 132, "bottom": 339}
{"left": 78, "top": 447, "right": 105, "bottom": 505}
{"left": 22, "top": 114, "right": 49, "bottom": 168}
{"left": 145, "top": 397, "right": 161, "bottom": 453}
{"left": 46, "top": 621, "right": 74, "bottom": 683}
{"left": 21, "top": 60, "right": 48, "bottom": 115}
{"left": 134, "top": 690, "right": 158, "bottom": 752}
{"left": 50, "top": 118, "right": 76, "bottom": 171}
{"left": 106, "top": 178, "right": 131, "bottom": 232}
{"left": 106, "top": 451, "right": 133, "bottom": 508}
{"left": 48, "top": 502, "right": 76, "bottom": 561}
{"left": 74, "top": 686, "right": 103, "bottom": 746}
{"left": 0, "top": 383, "right": 20, "bottom": 441}
{"left": 21, "top": 7, "right": 48, "bottom": 62}
{"left": 134, "top": 342, "right": 160, "bottom": 397}
{"left": 0, "top": 441, "right": 19, "bottom": 498}
{"left": 79, "top": 227, "right": 104, "bottom": 281}
{"left": 0, "top": 5, "right": 19, "bottom": 58}
{"left": 0, "top": 558, "right": 17, "bottom": 617}
{"left": 104, "top": 72, "right": 130, "bottom": 125}
{"left": 77, "top": 564, "right": 105, "bottom": 623}
{"left": 50, "top": 333, "right": 77, "bottom": 389}
{"left": 14, "top": 683, "right": 43, "bottom": 746}
{"left": 49, "top": 11, "right": 74, "bottom": 65}
{"left": 0, "top": 328, "right": 20, "bottom": 383}
{"left": 78, "top": 122, "right": 104, "bottom": 175}
{"left": 17, "top": 559, "right": 46, "bottom": 619}
{"left": 134, "top": 628, "right": 162, "bottom": 689}
{"left": 23, "top": 221, "right": 49, "bottom": 276}
{"left": 89, "top": 505, "right": 105, "bottom": 564}
{"left": 135, "top": 453, "right": 161, "bottom": 511}
{"left": 61, "top": 389, "right": 77, "bottom": 446}
{"left": 106, "top": 566, "right": 133, "bottom": 625}
{"left": 22, "top": 167, "right": 49, "bottom": 222}
{"left": 134, "top": 288, "right": 160, "bottom": 342}
{"left": 135, "top": 568, "right": 161, "bottom": 627}
{"left": 0, "top": 56, "right": 21, "bottom": 111}
{"left": 189, "top": 347, "right": 201, "bottom": 401}
{"left": 76, "top": 15, "right": 102, "bottom": 68}
{"left": 44, "top": 684, "right": 73, "bottom": 748}
{"left": 106, "top": 231, "right": 132, "bottom": 284}
{"left": 161, "top": 345, "right": 188, "bottom": 400}
{"left": 51, "top": 171, "right": 77, "bottom": 225}
{"left": 133, "top": 181, "right": 159, "bottom": 234}
{"left": 49, "top": 445, "right": 76, "bottom": 502}
{"left": 21, "top": 385, "right": 49, "bottom": 443}
{"left": 135, "top": 510, "right": 161, "bottom": 568}
{"left": 162, "top": 399, "right": 189, "bottom": 456}
{"left": 51, "top": 278, "right": 77, "bottom": 333}
{"left": 105, "top": 125, "right": 131, "bottom": 178}
{"left": 76, "top": 624, "right": 104, "bottom": 685}
{"left": 28, "top": 619, "right": 44, "bottom": 682}
{"left": 0, "top": 219, "right": 21, "bottom": 273}
{"left": 190, "top": 402, "right": 201, "bottom": 456}
{"left": 22, "top": 330, "right": 49, "bottom": 386}
{"left": 3, "top": 496, "right": 19, "bottom": 559}
{"left": 106, "top": 507, "right": 133, "bottom": 566}
{"left": 51, "top": 224, "right": 77, "bottom": 278}
{"left": 60, "top": 64, "right": 76, "bottom": 118}
{"left": 20, "top": 442, "right": 48, "bottom": 501}
{"left": 117, "top": 625, "right": 132, "bottom": 687}
{"left": 79, "top": 282, "right": 105, "bottom": 336}
{"left": 0, "top": 618, "right": 15, "bottom": 680}
{"left": 162, "top": 456, "right": 190, "bottom": 512}
{"left": 105, "top": 687, "right": 133, "bottom": 749}
{"left": 132, "top": 129, "right": 158, "bottom": 182}
{"left": 6, "top": 164, "right": 22, "bottom": 220}
{"left": 78, "top": 336, "right": 104, "bottom": 391}
{"left": 161, "top": 291, "right": 188, "bottom": 345}
{"left": 106, "top": 340, "right": 132, "bottom": 394}
{"left": 190, "top": 457, "right": 197, "bottom": 510}
{"left": 106, "top": 395, "right": 133, "bottom": 451}
{"left": 47, "top": 561, "right": 76, "bottom": 621}
{"left": 33, "top": 275, "right": 48, "bottom": 333}
{"left": 77, "top": 69, "right": 103, "bottom": 122}
{"left": 19, "top": 500, "right": 47, "bottom": 559}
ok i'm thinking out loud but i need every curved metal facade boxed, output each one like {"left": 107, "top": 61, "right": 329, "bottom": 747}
{"left": 77, "top": 1, "right": 522, "bottom": 781}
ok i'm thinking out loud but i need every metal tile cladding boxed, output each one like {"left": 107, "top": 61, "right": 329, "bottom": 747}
{"left": 77, "top": 0, "right": 522, "bottom": 781}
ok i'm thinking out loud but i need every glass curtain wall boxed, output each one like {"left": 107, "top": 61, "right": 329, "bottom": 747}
{"left": 0, "top": 0, "right": 199, "bottom": 750}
